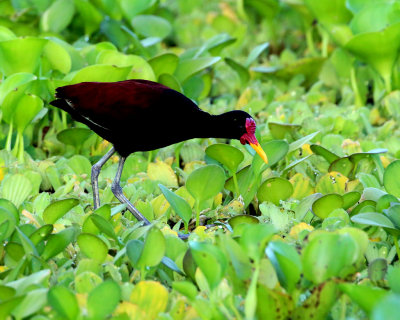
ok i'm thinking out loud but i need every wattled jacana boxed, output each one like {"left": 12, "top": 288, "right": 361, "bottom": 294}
{"left": 50, "top": 79, "right": 268, "bottom": 226}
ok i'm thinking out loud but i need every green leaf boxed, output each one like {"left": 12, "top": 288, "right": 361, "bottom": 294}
{"left": 149, "top": 53, "right": 179, "bottom": 78}
{"left": 305, "top": 0, "right": 352, "bottom": 27}
{"left": 288, "top": 131, "right": 319, "bottom": 153}
{"left": 302, "top": 232, "right": 358, "bottom": 283}
{"left": 64, "top": 64, "right": 131, "bottom": 84}
{"left": 42, "top": 227, "right": 76, "bottom": 261}
{"left": 147, "top": 161, "right": 178, "bottom": 187}
{"left": 371, "top": 293, "right": 400, "bottom": 320}
{"left": 339, "top": 283, "right": 388, "bottom": 314}
{"left": 245, "top": 42, "right": 269, "bottom": 67}
{"left": 40, "top": 0, "right": 75, "bottom": 33}
{"left": 90, "top": 214, "right": 118, "bottom": 240}
{"left": 351, "top": 212, "right": 398, "bottom": 231}
{"left": 129, "top": 281, "right": 168, "bottom": 318}
{"left": 239, "top": 224, "right": 275, "bottom": 262}
{"left": 16, "top": 227, "right": 38, "bottom": 256}
{"left": 120, "top": 0, "right": 156, "bottom": 20}
{"left": 11, "top": 288, "right": 47, "bottom": 319}
{"left": 158, "top": 73, "right": 183, "bottom": 92}
{"left": 312, "top": 194, "right": 344, "bottom": 219}
{"left": 266, "top": 241, "right": 301, "bottom": 293}
{"left": 2, "top": 174, "right": 32, "bottom": 208}
{"left": 13, "top": 94, "right": 43, "bottom": 134}
{"left": 77, "top": 233, "right": 108, "bottom": 263}
{"left": 342, "top": 191, "right": 361, "bottom": 209}
{"left": 369, "top": 258, "right": 388, "bottom": 283}
{"left": 257, "top": 177, "right": 293, "bottom": 205}
{"left": 251, "top": 140, "right": 289, "bottom": 175}
{"left": 67, "top": 155, "right": 92, "bottom": 176}
{"left": 74, "top": 0, "right": 103, "bottom": 35}
{"left": 0, "top": 72, "right": 36, "bottom": 104}
{"left": 310, "top": 144, "right": 340, "bottom": 163}
{"left": 228, "top": 214, "right": 259, "bottom": 229}
{"left": 87, "top": 281, "right": 121, "bottom": 319}
{"left": 384, "top": 160, "right": 400, "bottom": 197}
{"left": 138, "top": 226, "right": 166, "bottom": 268}
{"left": 224, "top": 58, "right": 250, "bottom": 86}
{"left": 43, "top": 39, "right": 71, "bottom": 74}
{"left": 48, "top": 286, "right": 79, "bottom": 320}
{"left": 159, "top": 184, "right": 192, "bottom": 224}
{"left": 126, "top": 239, "right": 144, "bottom": 267}
{"left": 29, "top": 224, "right": 53, "bottom": 245}
{"left": 174, "top": 57, "right": 221, "bottom": 82}
{"left": 57, "top": 128, "right": 92, "bottom": 146}
{"left": 268, "top": 122, "right": 301, "bottom": 140}
{"left": 0, "top": 38, "right": 47, "bottom": 76}
{"left": 388, "top": 266, "right": 400, "bottom": 293}
{"left": 43, "top": 199, "right": 79, "bottom": 224}
{"left": 205, "top": 143, "right": 244, "bottom": 173}
{"left": 190, "top": 241, "right": 227, "bottom": 290}
{"left": 131, "top": 15, "right": 172, "bottom": 39}
{"left": 186, "top": 165, "right": 225, "bottom": 203}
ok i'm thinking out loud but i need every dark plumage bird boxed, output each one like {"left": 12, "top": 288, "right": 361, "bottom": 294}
{"left": 50, "top": 79, "right": 268, "bottom": 226}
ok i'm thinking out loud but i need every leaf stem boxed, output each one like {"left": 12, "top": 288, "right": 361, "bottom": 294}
{"left": 232, "top": 172, "right": 240, "bottom": 198}
{"left": 393, "top": 234, "right": 400, "bottom": 261}
{"left": 5, "top": 122, "right": 13, "bottom": 151}
{"left": 195, "top": 200, "right": 200, "bottom": 228}
{"left": 350, "top": 66, "right": 363, "bottom": 107}
{"left": 245, "top": 264, "right": 260, "bottom": 320}
{"left": 305, "top": 27, "right": 315, "bottom": 56}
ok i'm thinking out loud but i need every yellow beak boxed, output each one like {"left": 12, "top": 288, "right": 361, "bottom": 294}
{"left": 250, "top": 142, "right": 268, "bottom": 164}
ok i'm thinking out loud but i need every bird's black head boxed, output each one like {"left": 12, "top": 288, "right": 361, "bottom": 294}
{"left": 216, "top": 110, "right": 268, "bottom": 163}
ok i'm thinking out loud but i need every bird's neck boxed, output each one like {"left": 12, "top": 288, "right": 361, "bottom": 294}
{"left": 189, "top": 112, "right": 237, "bottom": 140}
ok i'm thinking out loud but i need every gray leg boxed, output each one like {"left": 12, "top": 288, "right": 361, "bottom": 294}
{"left": 111, "top": 156, "right": 150, "bottom": 225}
{"left": 92, "top": 147, "right": 115, "bottom": 209}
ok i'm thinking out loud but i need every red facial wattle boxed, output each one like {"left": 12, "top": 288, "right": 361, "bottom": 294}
{"left": 240, "top": 118, "right": 268, "bottom": 163}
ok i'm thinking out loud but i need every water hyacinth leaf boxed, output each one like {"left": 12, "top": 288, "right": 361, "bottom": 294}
{"left": 67, "top": 155, "right": 92, "bottom": 176}
{"left": 239, "top": 224, "right": 275, "bottom": 262}
{"left": 0, "top": 72, "right": 36, "bottom": 104}
{"left": 266, "top": 241, "right": 301, "bottom": 293}
{"left": 172, "top": 281, "right": 198, "bottom": 301}
{"left": 57, "top": 128, "right": 92, "bottom": 146}
{"left": 0, "top": 296, "right": 25, "bottom": 320}
{"left": 41, "top": 227, "right": 76, "bottom": 261}
{"left": 228, "top": 214, "right": 259, "bottom": 229}
{"left": 372, "top": 294, "right": 400, "bottom": 320}
{"left": 189, "top": 241, "right": 227, "bottom": 290}
{"left": 186, "top": 165, "right": 225, "bottom": 203}
{"left": 42, "top": 198, "right": 79, "bottom": 224}
{"left": 384, "top": 160, "right": 400, "bottom": 197}
{"left": 329, "top": 157, "right": 354, "bottom": 177}
{"left": 16, "top": 227, "right": 37, "bottom": 256}
{"left": 251, "top": 140, "right": 289, "bottom": 174}
{"left": 257, "top": 177, "right": 293, "bottom": 205}
{"left": 2, "top": 174, "right": 32, "bottom": 208}
{"left": 268, "top": 122, "right": 301, "bottom": 140}
{"left": 342, "top": 191, "right": 361, "bottom": 209}
{"left": 225, "top": 166, "right": 260, "bottom": 207}
{"left": 159, "top": 184, "right": 192, "bottom": 224}
{"left": 87, "top": 281, "right": 121, "bottom": 319}
{"left": 77, "top": 233, "right": 108, "bottom": 263}
{"left": 126, "top": 239, "right": 144, "bottom": 267}
{"left": 48, "top": 285, "right": 79, "bottom": 320}
{"left": 205, "top": 143, "right": 244, "bottom": 173}
{"left": 43, "top": 40, "right": 71, "bottom": 74}
{"left": 0, "top": 208, "right": 16, "bottom": 240}
{"left": 158, "top": 73, "right": 183, "bottom": 92}
{"left": 350, "top": 200, "right": 376, "bottom": 216}
{"left": 0, "top": 26, "right": 16, "bottom": 41}
{"left": 138, "top": 226, "right": 166, "bottom": 268}
{"left": 310, "top": 144, "right": 340, "bottom": 163}
{"left": 345, "top": 22, "right": 400, "bottom": 91}
{"left": 339, "top": 283, "right": 388, "bottom": 315}
{"left": 29, "top": 224, "right": 53, "bottom": 245}
{"left": 245, "top": 42, "right": 269, "bottom": 67}
{"left": 225, "top": 58, "right": 250, "bottom": 86}
{"left": 376, "top": 194, "right": 398, "bottom": 212}
{"left": 196, "top": 33, "right": 236, "bottom": 57}
{"left": 305, "top": 0, "right": 352, "bottom": 27}
{"left": 131, "top": 15, "right": 172, "bottom": 39}
{"left": 0, "top": 38, "right": 47, "bottom": 76}
{"left": 90, "top": 214, "right": 117, "bottom": 240}
{"left": 387, "top": 266, "right": 400, "bottom": 293}
{"left": 40, "top": 0, "right": 74, "bottom": 32}
{"left": 129, "top": 281, "right": 169, "bottom": 319}
{"left": 65, "top": 65, "right": 131, "bottom": 84}
{"left": 384, "top": 204, "right": 400, "bottom": 228}
{"left": 351, "top": 212, "right": 398, "bottom": 231}
{"left": 0, "top": 199, "right": 19, "bottom": 224}
{"left": 74, "top": 0, "right": 103, "bottom": 36}
{"left": 147, "top": 161, "right": 178, "bottom": 187}
{"left": 288, "top": 131, "right": 319, "bottom": 153}
{"left": 120, "top": 0, "right": 157, "bottom": 21}
{"left": 13, "top": 94, "right": 43, "bottom": 134}
{"left": 312, "top": 194, "right": 344, "bottom": 219}
{"left": 96, "top": 50, "right": 156, "bottom": 81}
{"left": 174, "top": 57, "right": 221, "bottom": 82}
{"left": 302, "top": 233, "right": 357, "bottom": 283}
{"left": 369, "top": 258, "right": 388, "bottom": 283}
{"left": 149, "top": 53, "right": 179, "bottom": 78}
